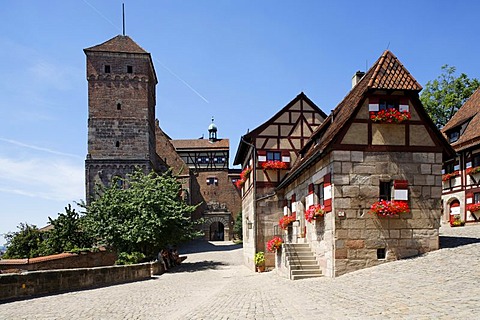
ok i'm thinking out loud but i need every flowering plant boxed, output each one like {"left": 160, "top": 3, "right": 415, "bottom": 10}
{"left": 466, "top": 166, "right": 480, "bottom": 175}
{"left": 279, "top": 213, "right": 296, "bottom": 230}
{"left": 370, "top": 200, "right": 410, "bottom": 217}
{"left": 262, "top": 160, "right": 288, "bottom": 170}
{"left": 370, "top": 109, "right": 411, "bottom": 123}
{"left": 235, "top": 166, "right": 252, "bottom": 189}
{"left": 267, "top": 236, "right": 283, "bottom": 252}
{"left": 304, "top": 204, "right": 325, "bottom": 223}
{"left": 466, "top": 203, "right": 480, "bottom": 212}
{"left": 442, "top": 171, "right": 459, "bottom": 182}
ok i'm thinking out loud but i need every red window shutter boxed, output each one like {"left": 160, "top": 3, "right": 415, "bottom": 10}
{"left": 369, "top": 97, "right": 379, "bottom": 104}
{"left": 400, "top": 97, "right": 409, "bottom": 105}
{"left": 257, "top": 150, "right": 266, "bottom": 156}
{"left": 323, "top": 173, "right": 332, "bottom": 212}
{"left": 308, "top": 183, "right": 314, "bottom": 194}
{"left": 393, "top": 180, "right": 408, "bottom": 189}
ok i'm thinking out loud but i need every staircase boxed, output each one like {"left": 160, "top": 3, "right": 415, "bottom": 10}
{"left": 284, "top": 243, "right": 322, "bottom": 280}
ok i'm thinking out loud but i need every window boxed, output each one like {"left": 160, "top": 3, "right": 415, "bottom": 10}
{"left": 116, "top": 103, "right": 121, "bottom": 110}
{"left": 267, "top": 151, "right": 281, "bottom": 161}
{"left": 473, "top": 154, "right": 480, "bottom": 167}
{"left": 474, "top": 193, "right": 480, "bottom": 204}
{"left": 127, "top": 65, "right": 133, "bottom": 73}
{"left": 379, "top": 99, "right": 399, "bottom": 111}
{"left": 115, "top": 141, "right": 120, "bottom": 148}
{"left": 444, "top": 162, "right": 455, "bottom": 174}
{"left": 316, "top": 182, "right": 324, "bottom": 205}
{"left": 213, "top": 157, "right": 226, "bottom": 164}
{"left": 377, "top": 248, "right": 386, "bottom": 260}
{"left": 104, "top": 65, "right": 111, "bottom": 73}
{"left": 379, "top": 181, "right": 392, "bottom": 201}
{"left": 197, "top": 156, "right": 209, "bottom": 164}
{"left": 206, "top": 177, "right": 217, "bottom": 186}
{"left": 449, "top": 131, "right": 460, "bottom": 143}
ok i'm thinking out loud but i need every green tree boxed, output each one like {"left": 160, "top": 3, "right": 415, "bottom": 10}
{"left": 233, "top": 211, "right": 243, "bottom": 240}
{"left": 84, "top": 170, "right": 202, "bottom": 259}
{"left": 420, "top": 65, "right": 480, "bottom": 128}
{"left": 44, "top": 204, "right": 94, "bottom": 254}
{"left": 2, "top": 223, "right": 48, "bottom": 259}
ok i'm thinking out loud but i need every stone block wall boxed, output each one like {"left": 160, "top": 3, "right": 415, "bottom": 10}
{"left": 332, "top": 150, "right": 443, "bottom": 276}
{"left": 242, "top": 187, "right": 256, "bottom": 270}
{"left": 0, "top": 262, "right": 160, "bottom": 302}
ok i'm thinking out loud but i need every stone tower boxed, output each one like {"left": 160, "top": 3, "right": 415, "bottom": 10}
{"left": 84, "top": 35, "right": 163, "bottom": 202}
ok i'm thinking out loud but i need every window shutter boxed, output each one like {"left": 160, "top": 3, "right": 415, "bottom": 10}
{"left": 368, "top": 97, "right": 379, "bottom": 112}
{"left": 281, "top": 150, "right": 291, "bottom": 164}
{"left": 399, "top": 98, "right": 409, "bottom": 112}
{"left": 257, "top": 150, "right": 267, "bottom": 163}
{"left": 393, "top": 180, "right": 408, "bottom": 201}
{"left": 323, "top": 173, "right": 332, "bottom": 212}
{"left": 291, "top": 194, "right": 297, "bottom": 214}
{"left": 308, "top": 183, "right": 314, "bottom": 194}
{"left": 466, "top": 192, "right": 473, "bottom": 204}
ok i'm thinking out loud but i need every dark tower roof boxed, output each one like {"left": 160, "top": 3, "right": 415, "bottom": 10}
{"left": 84, "top": 35, "right": 148, "bottom": 54}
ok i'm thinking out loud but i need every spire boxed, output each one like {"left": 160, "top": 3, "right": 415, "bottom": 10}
{"left": 208, "top": 116, "right": 218, "bottom": 142}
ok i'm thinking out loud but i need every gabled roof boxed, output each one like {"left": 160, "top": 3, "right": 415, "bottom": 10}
{"left": 367, "top": 51, "right": 422, "bottom": 91}
{"left": 233, "top": 92, "right": 326, "bottom": 165}
{"left": 442, "top": 87, "right": 480, "bottom": 151}
{"left": 279, "top": 50, "right": 447, "bottom": 189}
{"left": 84, "top": 35, "right": 148, "bottom": 54}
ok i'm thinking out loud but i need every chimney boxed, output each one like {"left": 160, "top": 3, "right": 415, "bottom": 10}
{"left": 351, "top": 71, "right": 365, "bottom": 88}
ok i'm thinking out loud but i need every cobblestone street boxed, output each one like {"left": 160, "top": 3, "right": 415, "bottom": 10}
{"left": 1, "top": 224, "right": 479, "bottom": 319}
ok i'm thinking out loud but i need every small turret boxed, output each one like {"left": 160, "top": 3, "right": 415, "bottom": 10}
{"left": 208, "top": 117, "right": 218, "bottom": 142}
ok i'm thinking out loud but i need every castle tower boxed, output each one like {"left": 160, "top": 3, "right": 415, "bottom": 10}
{"left": 84, "top": 35, "right": 163, "bottom": 202}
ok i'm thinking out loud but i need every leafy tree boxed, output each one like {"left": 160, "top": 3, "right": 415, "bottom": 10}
{"left": 420, "top": 65, "right": 480, "bottom": 128}
{"left": 44, "top": 204, "right": 94, "bottom": 254}
{"left": 2, "top": 223, "right": 48, "bottom": 259}
{"left": 233, "top": 211, "right": 243, "bottom": 240}
{"left": 84, "top": 170, "right": 202, "bottom": 259}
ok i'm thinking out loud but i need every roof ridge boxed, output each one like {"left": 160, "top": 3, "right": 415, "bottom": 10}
{"left": 84, "top": 35, "right": 149, "bottom": 54}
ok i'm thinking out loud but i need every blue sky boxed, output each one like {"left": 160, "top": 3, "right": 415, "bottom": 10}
{"left": 1, "top": 0, "right": 479, "bottom": 245}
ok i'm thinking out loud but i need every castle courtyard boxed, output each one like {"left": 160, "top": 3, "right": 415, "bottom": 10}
{"left": 1, "top": 224, "right": 479, "bottom": 319}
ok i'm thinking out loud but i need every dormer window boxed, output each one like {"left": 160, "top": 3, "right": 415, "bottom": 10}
{"left": 449, "top": 131, "right": 460, "bottom": 143}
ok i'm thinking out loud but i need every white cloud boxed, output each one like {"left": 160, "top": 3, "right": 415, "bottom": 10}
{"left": 0, "top": 156, "right": 84, "bottom": 202}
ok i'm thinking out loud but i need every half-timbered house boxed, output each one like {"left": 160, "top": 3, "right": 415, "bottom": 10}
{"left": 441, "top": 87, "right": 480, "bottom": 225}
{"left": 274, "top": 50, "right": 454, "bottom": 278}
{"left": 234, "top": 92, "right": 327, "bottom": 269}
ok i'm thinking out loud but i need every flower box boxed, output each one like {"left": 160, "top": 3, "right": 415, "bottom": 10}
{"left": 261, "top": 160, "right": 288, "bottom": 170}
{"left": 267, "top": 236, "right": 283, "bottom": 252}
{"left": 304, "top": 204, "right": 325, "bottom": 223}
{"left": 442, "top": 171, "right": 460, "bottom": 182}
{"left": 235, "top": 166, "right": 252, "bottom": 189}
{"left": 466, "top": 166, "right": 480, "bottom": 176}
{"left": 279, "top": 213, "right": 296, "bottom": 230}
{"left": 369, "top": 200, "right": 410, "bottom": 217}
{"left": 466, "top": 203, "right": 480, "bottom": 213}
{"left": 370, "top": 109, "right": 411, "bottom": 123}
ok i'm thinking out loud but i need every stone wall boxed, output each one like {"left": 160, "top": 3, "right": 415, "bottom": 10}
{"left": 242, "top": 186, "right": 256, "bottom": 270}
{"left": 0, "top": 261, "right": 164, "bottom": 302}
{"left": 332, "top": 150, "right": 443, "bottom": 276}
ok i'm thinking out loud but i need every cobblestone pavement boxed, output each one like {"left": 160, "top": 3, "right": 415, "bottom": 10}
{"left": 1, "top": 224, "right": 479, "bottom": 319}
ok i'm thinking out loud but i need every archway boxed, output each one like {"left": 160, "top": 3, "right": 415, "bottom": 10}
{"left": 209, "top": 222, "right": 225, "bottom": 241}
{"left": 448, "top": 199, "right": 461, "bottom": 225}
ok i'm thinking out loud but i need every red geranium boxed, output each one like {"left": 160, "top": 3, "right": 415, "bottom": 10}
{"left": 262, "top": 160, "right": 288, "bottom": 170}
{"left": 442, "top": 171, "right": 459, "bottom": 182}
{"left": 466, "top": 203, "right": 480, "bottom": 212}
{"left": 370, "top": 109, "right": 411, "bottom": 123}
{"left": 466, "top": 166, "right": 480, "bottom": 176}
{"left": 304, "top": 204, "right": 325, "bottom": 223}
{"left": 279, "top": 213, "right": 296, "bottom": 230}
{"left": 235, "top": 166, "right": 252, "bottom": 189}
{"left": 370, "top": 200, "right": 410, "bottom": 217}
{"left": 267, "top": 236, "right": 283, "bottom": 252}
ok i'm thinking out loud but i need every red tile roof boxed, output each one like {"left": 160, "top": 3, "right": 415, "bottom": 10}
{"left": 442, "top": 87, "right": 480, "bottom": 151}
{"left": 0, "top": 253, "right": 75, "bottom": 265}
{"left": 279, "top": 50, "right": 446, "bottom": 188}
{"left": 171, "top": 139, "right": 229, "bottom": 150}
{"left": 84, "top": 35, "right": 148, "bottom": 54}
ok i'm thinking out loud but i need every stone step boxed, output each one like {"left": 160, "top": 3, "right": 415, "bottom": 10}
{"left": 291, "top": 269, "right": 322, "bottom": 276}
{"left": 287, "top": 256, "right": 316, "bottom": 261}
{"left": 284, "top": 244, "right": 310, "bottom": 248}
{"left": 291, "top": 273, "right": 323, "bottom": 280}
{"left": 284, "top": 247, "right": 312, "bottom": 253}
{"left": 289, "top": 264, "right": 320, "bottom": 270}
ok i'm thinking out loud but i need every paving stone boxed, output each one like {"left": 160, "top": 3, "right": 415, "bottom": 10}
{"left": 0, "top": 224, "right": 479, "bottom": 319}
